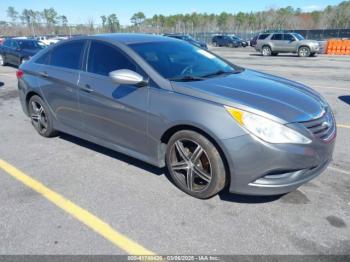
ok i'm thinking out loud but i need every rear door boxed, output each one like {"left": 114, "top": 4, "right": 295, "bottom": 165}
{"left": 270, "top": 33, "right": 284, "bottom": 51}
{"left": 36, "top": 40, "right": 86, "bottom": 132}
{"left": 78, "top": 40, "right": 149, "bottom": 154}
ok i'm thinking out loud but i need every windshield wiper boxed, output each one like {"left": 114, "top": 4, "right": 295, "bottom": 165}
{"left": 168, "top": 75, "right": 205, "bottom": 82}
{"left": 201, "top": 70, "right": 238, "bottom": 78}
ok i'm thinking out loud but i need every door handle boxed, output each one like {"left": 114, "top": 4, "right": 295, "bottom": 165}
{"left": 80, "top": 84, "right": 94, "bottom": 93}
{"left": 39, "top": 71, "right": 48, "bottom": 78}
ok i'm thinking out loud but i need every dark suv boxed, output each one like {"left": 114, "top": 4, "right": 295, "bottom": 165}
{"left": 212, "top": 35, "right": 247, "bottom": 48}
{"left": 0, "top": 39, "right": 44, "bottom": 66}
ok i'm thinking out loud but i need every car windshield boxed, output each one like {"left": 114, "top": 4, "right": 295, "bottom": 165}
{"left": 293, "top": 33, "right": 305, "bottom": 41}
{"left": 129, "top": 41, "right": 241, "bottom": 81}
{"left": 18, "top": 40, "right": 43, "bottom": 49}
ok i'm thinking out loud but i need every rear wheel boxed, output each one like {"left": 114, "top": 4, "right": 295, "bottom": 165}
{"left": 28, "top": 95, "right": 58, "bottom": 137}
{"left": 262, "top": 46, "right": 272, "bottom": 56}
{"left": 166, "top": 130, "right": 226, "bottom": 199}
{"left": 298, "top": 46, "right": 311, "bottom": 57}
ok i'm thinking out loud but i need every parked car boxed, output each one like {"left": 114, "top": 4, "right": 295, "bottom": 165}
{"left": 233, "top": 36, "right": 248, "bottom": 47}
{"left": 17, "top": 34, "right": 335, "bottom": 199}
{"left": 163, "top": 34, "right": 208, "bottom": 50}
{"left": 35, "top": 36, "right": 67, "bottom": 46}
{"left": 0, "top": 38, "right": 45, "bottom": 66}
{"left": 212, "top": 35, "right": 243, "bottom": 47}
{"left": 255, "top": 33, "right": 320, "bottom": 57}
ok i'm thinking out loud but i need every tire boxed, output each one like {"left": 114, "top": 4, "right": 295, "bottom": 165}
{"left": 165, "top": 130, "right": 226, "bottom": 199}
{"left": 298, "top": 46, "right": 311, "bottom": 57}
{"left": 310, "top": 52, "right": 317, "bottom": 57}
{"left": 213, "top": 42, "right": 218, "bottom": 47}
{"left": 0, "top": 54, "right": 6, "bottom": 66}
{"left": 262, "top": 46, "right": 272, "bottom": 56}
{"left": 28, "top": 95, "right": 58, "bottom": 137}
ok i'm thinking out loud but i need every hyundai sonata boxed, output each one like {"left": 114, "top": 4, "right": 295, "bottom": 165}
{"left": 17, "top": 34, "right": 336, "bottom": 199}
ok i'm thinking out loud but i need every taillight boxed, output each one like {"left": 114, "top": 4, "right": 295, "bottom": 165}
{"left": 16, "top": 70, "right": 24, "bottom": 79}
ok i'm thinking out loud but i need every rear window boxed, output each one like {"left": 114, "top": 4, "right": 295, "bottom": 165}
{"left": 50, "top": 40, "right": 85, "bottom": 70}
{"left": 258, "top": 34, "right": 269, "bottom": 40}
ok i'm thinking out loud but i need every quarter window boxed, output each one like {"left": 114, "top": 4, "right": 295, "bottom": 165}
{"left": 50, "top": 41, "right": 85, "bottom": 70}
{"left": 87, "top": 41, "right": 136, "bottom": 76}
{"left": 258, "top": 34, "right": 269, "bottom": 40}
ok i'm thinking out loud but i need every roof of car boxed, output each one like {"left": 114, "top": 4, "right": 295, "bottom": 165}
{"left": 91, "top": 33, "right": 177, "bottom": 44}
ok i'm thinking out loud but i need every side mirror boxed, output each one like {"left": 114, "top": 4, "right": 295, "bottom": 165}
{"left": 109, "top": 69, "right": 148, "bottom": 87}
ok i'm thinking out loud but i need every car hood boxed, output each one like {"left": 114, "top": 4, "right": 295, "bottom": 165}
{"left": 299, "top": 40, "right": 319, "bottom": 45}
{"left": 21, "top": 48, "right": 42, "bottom": 57}
{"left": 171, "top": 69, "right": 326, "bottom": 123}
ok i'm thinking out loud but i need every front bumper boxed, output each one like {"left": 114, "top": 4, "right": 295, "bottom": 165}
{"left": 220, "top": 129, "right": 336, "bottom": 196}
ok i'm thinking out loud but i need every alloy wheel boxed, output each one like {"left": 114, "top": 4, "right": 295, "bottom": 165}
{"left": 262, "top": 46, "right": 271, "bottom": 56}
{"left": 299, "top": 47, "right": 310, "bottom": 57}
{"left": 30, "top": 101, "right": 48, "bottom": 134}
{"left": 0, "top": 55, "right": 4, "bottom": 66}
{"left": 170, "top": 139, "right": 212, "bottom": 192}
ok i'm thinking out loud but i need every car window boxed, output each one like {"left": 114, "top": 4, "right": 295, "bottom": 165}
{"left": 35, "top": 51, "right": 50, "bottom": 65}
{"left": 271, "top": 34, "right": 283, "bottom": 40}
{"left": 87, "top": 41, "right": 136, "bottom": 76}
{"left": 129, "top": 41, "right": 238, "bottom": 80}
{"left": 258, "top": 34, "right": 269, "bottom": 40}
{"left": 18, "top": 40, "right": 43, "bottom": 50}
{"left": 293, "top": 33, "right": 305, "bottom": 41}
{"left": 284, "top": 34, "right": 295, "bottom": 41}
{"left": 3, "top": 40, "right": 11, "bottom": 47}
{"left": 11, "top": 41, "right": 19, "bottom": 49}
{"left": 50, "top": 40, "right": 85, "bottom": 70}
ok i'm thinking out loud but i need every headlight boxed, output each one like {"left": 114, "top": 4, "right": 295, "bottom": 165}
{"left": 225, "top": 106, "right": 311, "bottom": 144}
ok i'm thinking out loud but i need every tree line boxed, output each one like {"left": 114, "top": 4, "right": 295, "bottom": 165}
{"left": 1, "top": 1, "right": 350, "bottom": 37}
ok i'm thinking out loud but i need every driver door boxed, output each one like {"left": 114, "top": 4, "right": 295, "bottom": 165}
{"left": 78, "top": 40, "right": 149, "bottom": 155}
{"left": 283, "top": 34, "right": 298, "bottom": 52}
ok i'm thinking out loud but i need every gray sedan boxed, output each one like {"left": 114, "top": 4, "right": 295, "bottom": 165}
{"left": 17, "top": 34, "right": 335, "bottom": 199}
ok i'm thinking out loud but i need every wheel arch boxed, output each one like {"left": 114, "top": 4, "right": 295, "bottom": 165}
{"left": 160, "top": 124, "right": 231, "bottom": 187}
{"left": 25, "top": 91, "right": 42, "bottom": 112}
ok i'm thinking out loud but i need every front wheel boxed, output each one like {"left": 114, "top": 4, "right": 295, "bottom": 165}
{"left": 166, "top": 130, "right": 227, "bottom": 199}
{"left": 298, "top": 46, "right": 311, "bottom": 57}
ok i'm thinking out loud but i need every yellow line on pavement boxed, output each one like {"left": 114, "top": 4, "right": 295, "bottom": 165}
{"left": 337, "top": 124, "right": 350, "bottom": 129}
{"left": 0, "top": 159, "right": 154, "bottom": 255}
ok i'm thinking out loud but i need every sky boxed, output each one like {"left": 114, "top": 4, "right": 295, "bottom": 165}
{"left": 0, "top": 0, "right": 344, "bottom": 25}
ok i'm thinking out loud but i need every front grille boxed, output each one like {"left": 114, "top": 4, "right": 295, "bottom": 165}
{"left": 301, "top": 109, "right": 335, "bottom": 141}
